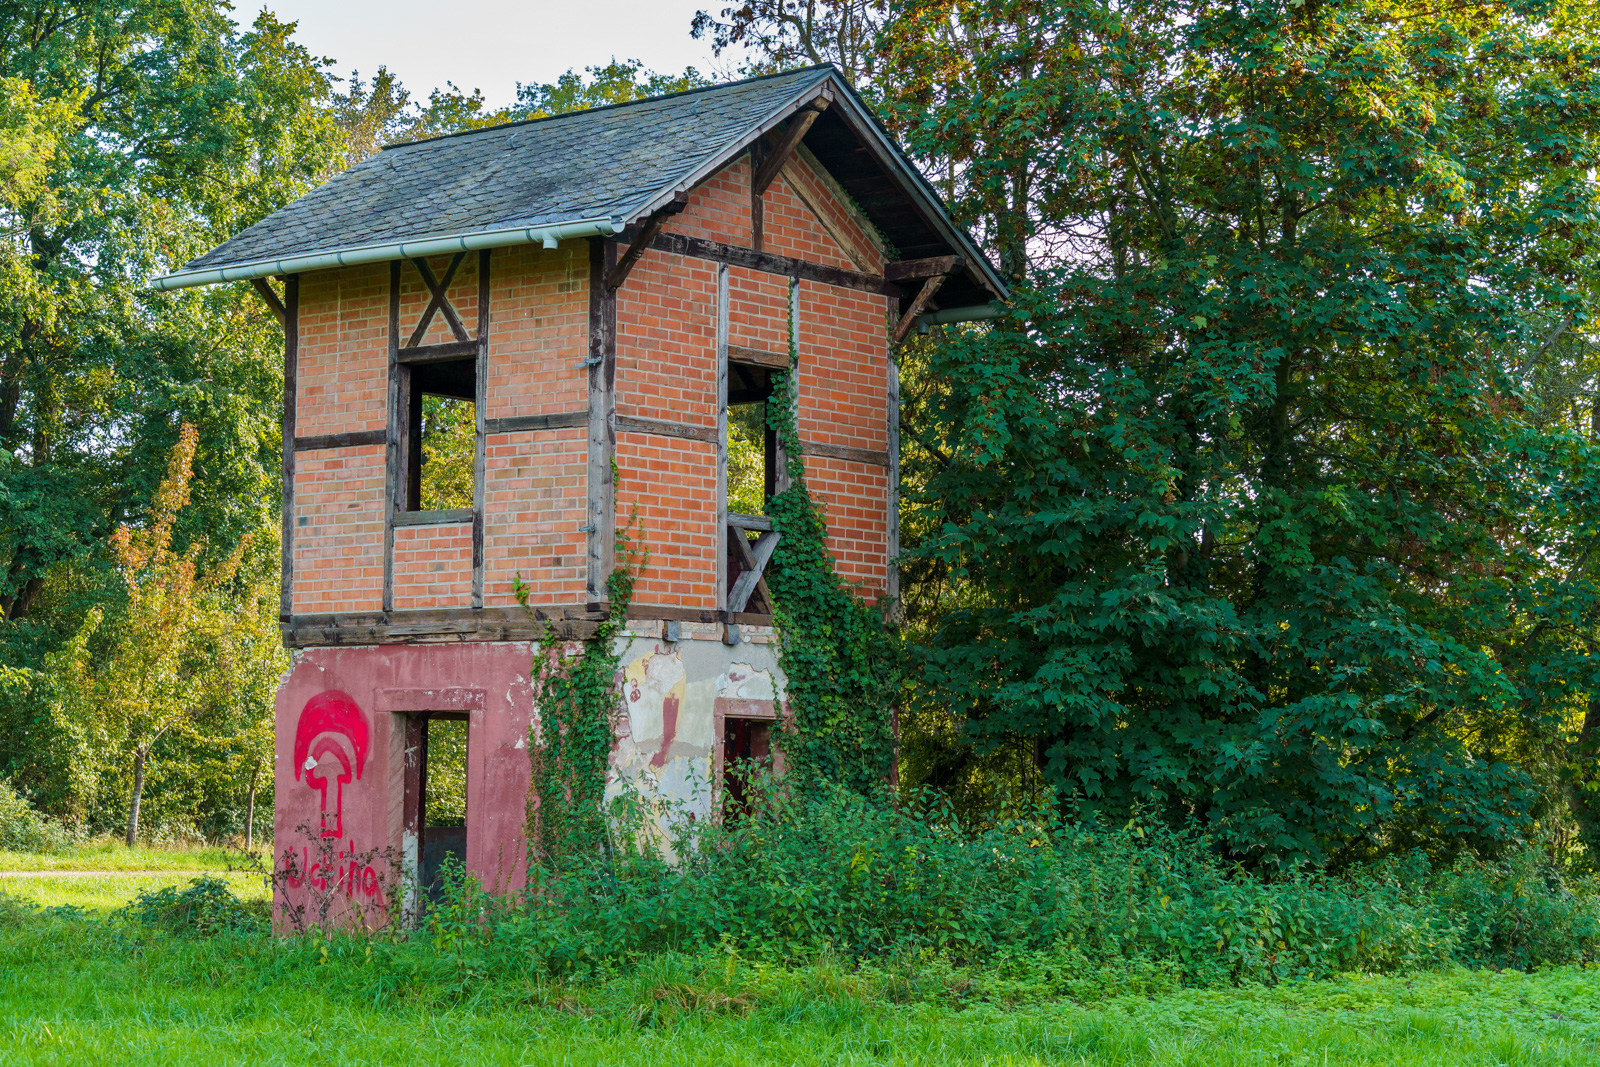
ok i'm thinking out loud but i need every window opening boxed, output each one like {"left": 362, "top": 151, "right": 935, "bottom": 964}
{"left": 416, "top": 713, "right": 468, "bottom": 903}
{"left": 405, "top": 359, "right": 475, "bottom": 512}
{"left": 727, "top": 362, "right": 775, "bottom": 517}
{"left": 722, "top": 716, "right": 772, "bottom": 816}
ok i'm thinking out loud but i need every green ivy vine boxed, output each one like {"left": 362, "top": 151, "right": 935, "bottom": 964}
{"left": 761, "top": 282, "right": 899, "bottom": 792}
{"left": 515, "top": 521, "right": 642, "bottom": 864}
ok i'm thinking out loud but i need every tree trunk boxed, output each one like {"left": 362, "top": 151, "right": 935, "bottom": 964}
{"left": 125, "top": 747, "right": 146, "bottom": 848}
{"left": 244, "top": 761, "right": 259, "bottom": 851}
{"left": 1571, "top": 696, "right": 1600, "bottom": 856}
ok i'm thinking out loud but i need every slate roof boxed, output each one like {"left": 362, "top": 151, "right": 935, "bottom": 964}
{"left": 161, "top": 66, "right": 1005, "bottom": 306}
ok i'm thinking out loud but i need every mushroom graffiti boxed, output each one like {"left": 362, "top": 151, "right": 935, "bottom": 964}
{"left": 293, "top": 690, "right": 370, "bottom": 838}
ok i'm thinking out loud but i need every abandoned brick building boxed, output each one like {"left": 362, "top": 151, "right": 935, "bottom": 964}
{"left": 156, "top": 66, "right": 1005, "bottom": 909}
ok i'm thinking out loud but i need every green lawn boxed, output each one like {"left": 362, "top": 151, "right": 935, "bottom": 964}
{"left": 0, "top": 841, "right": 247, "bottom": 873}
{"left": 0, "top": 902, "right": 1595, "bottom": 1066}
{"left": 0, "top": 871, "right": 268, "bottom": 913}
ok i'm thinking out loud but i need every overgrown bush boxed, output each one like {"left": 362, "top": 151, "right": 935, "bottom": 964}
{"left": 118, "top": 875, "right": 266, "bottom": 937}
{"left": 467, "top": 783, "right": 1600, "bottom": 985}
{"left": 0, "top": 777, "right": 77, "bottom": 852}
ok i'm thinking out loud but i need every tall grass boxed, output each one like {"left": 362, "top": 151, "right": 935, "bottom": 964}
{"left": 422, "top": 781, "right": 1600, "bottom": 986}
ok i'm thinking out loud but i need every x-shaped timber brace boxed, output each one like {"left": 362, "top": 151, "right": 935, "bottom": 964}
{"left": 382, "top": 251, "right": 491, "bottom": 615}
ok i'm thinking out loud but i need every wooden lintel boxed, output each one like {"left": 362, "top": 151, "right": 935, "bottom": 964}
{"left": 393, "top": 507, "right": 474, "bottom": 527}
{"left": 396, "top": 340, "right": 477, "bottom": 364}
{"left": 892, "top": 274, "right": 947, "bottom": 345}
{"left": 752, "top": 100, "right": 828, "bottom": 196}
{"left": 884, "top": 255, "right": 965, "bottom": 282}
{"left": 408, "top": 253, "right": 471, "bottom": 346}
{"left": 727, "top": 512, "right": 774, "bottom": 531}
{"left": 728, "top": 345, "right": 789, "bottom": 370}
{"left": 250, "top": 277, "right": 286, "bottom": 326}
{"left": 606, "top": 195, "right": 689, "bottom": 291}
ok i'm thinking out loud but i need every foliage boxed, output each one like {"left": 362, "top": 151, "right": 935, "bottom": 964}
{"left": 418, "top": 394, "right": 474, "bottom": 511}
{"left": 117, "top": 874, "right": 265, "bottom": 937}
{"left": 0, "top": 776, "right": 75, "bottom": 852}
{"left": 727, "top": 402, "right": 767, "bottom": 516}
{"left": 762, "top": 287, "right": 897, "bottom": 791}
{"left": 691, "top": 1, "right": 886, "bottom": 85}
{"left": 4, "top": 904, "right": 1600, "bottom": 1066}
{"left": 516, "top": 521, "right": 644, "bottom": 863}
{"left": 449, "top": 784, "right": 1596, "bottom": 986}
{"left": 879, "top": 0, "right": 1600, "bottom": 866}
{"left": 513, "top": 59, "right": 711, "bottom": 118}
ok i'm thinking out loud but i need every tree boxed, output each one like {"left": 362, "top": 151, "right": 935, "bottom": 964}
{"left": 691, "top": 1, "right": 886, "bottom": 85}
{"left": 886, "top": 0, "right": 1600, "bottom": 865}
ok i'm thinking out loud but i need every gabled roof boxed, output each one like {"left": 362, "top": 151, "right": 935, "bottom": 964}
{"left": 154, "top": 66, "right": 1006, "bottom": 310}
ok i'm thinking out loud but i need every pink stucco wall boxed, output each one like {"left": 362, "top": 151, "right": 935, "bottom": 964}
{"left": 273, "top": 642, "right": 536, "bottom": 925}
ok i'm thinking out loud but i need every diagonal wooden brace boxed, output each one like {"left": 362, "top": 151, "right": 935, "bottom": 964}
{"left": 890, "top": 274, "right": 947, "bottom": 345}
{"left": 250, "top": 277, "right": 287, "bottom": 326}
{"left": 407, "top": 253, "right": 470, "bottom": 347}
{"left": 728, "top": 527, "right": 780, "bottom": 613}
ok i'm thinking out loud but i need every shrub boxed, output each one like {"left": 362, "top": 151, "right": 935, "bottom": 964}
{"left": 118, "top": 875, "right": 265, "bottom": 937}
{"left": 0, "top": 777, "right": 77, "bottom": 853}
{"left": 468, "top": 781, "right": 1600, "bottom": 984}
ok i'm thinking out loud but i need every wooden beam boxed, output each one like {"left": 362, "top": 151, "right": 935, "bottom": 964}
{"left": 586, "top": 238, "right": 618, "bottom": 607}
{"left": 393, "top": 508, "right": 474, "bottom": 527}
{"left": 616, "top": 414, "right": 718, "bottom": 445}
{"left": 484, "top": 411, "right": 586, "bottom": 434}
{"left": 727, "top": 512, "right": 774, "bottom": 532}
{"left": 728, "top": 529, "right": 780, "bottom": 613}
{"left": 294, "top": 429, "right": 386, "bottom": 452}
{"left": 799, "top": 440, "right": 890, "bottom": 467}
{"left": 472, "top": 248, "right": 489, "bottom": 609}
{"left": 752, "top": 100, "right": 828, "bottom": 196}
{"left": 383, "top": 260, "right": 401, "bottom": 616}
{"left": 251, "top": 277, "right": 286, "bottom": 326}
{"left": 631, "top": 229, "right": 890, "bottom": 295}
{"left": 728, "top": 344, "right": 789, "bottom": 370}
{"left": 397, "top": 340, "right": 476, "bottom": 364}
{"left": 605, "top": 195, "right": 688, "bottom": 291}
{"left": 279, "top": 274, "right": 299, "bottom": 624}
{"left": 715, "top": 263, "right": 730, "bottom": 612}
{"left": 886, "top": 339, "right": 901, "bottom": 613}
{"left": 407, "top": 253, "right": 470, "bottom": 347}
{"left": 884, "top": 255, "right": 964, "bottom": 282}
{"left": 891, "top": 274, "right": 947, "bottom": 345}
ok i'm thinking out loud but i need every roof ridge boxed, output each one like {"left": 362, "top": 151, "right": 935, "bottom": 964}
{"left": 381, "top": 64, "right": 837, "bottom": 152}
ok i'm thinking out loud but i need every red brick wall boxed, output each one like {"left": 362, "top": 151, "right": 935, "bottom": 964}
{"left": 482, "top": 244, "right": 589, "bottom": 607}
{"left": 288, "top": 148, "right": 892, "bottom": 619}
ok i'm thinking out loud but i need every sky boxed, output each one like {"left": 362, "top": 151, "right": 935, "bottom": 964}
{"left": 240, "top": 1, "right": 741, "bottom": 108}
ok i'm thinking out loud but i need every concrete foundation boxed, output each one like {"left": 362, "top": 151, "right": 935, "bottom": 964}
{"left": 272, "top": 621, "right": 785, "bottom": 926}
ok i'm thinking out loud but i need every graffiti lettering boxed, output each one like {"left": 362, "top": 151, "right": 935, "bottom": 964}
{"left": 293, "top": 691, "right": 370, "bottom": 837}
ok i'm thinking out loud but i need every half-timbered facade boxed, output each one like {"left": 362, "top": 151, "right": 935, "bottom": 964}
{"left": 157, "top": 65, "right": 1005, "bottom": 912}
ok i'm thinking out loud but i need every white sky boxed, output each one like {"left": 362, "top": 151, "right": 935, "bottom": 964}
{"left": 241, "top": 1, "right": 739, "bottom": 109}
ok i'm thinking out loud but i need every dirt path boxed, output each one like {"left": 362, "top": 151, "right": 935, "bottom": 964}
{"left": 0, "top": 870, "right": 213, "bottom": 878}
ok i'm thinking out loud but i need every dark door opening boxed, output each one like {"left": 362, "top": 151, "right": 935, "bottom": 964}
{"left": 722, "top": 716, "right": 772, "bottom": 816}
{"left": 407, "top": 713, "right": 468, "bottom": 904}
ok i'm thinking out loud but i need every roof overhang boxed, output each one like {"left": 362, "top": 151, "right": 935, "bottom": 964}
{"left": 152, "top": 215, "right": 624, "bottom": 291}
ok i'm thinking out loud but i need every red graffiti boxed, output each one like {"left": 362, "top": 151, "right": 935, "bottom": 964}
{"left": 281, "top": 840, "right": 383, "bottom": 899}
{"left": 294, "top": 690, "right": 370, "bottom": 837}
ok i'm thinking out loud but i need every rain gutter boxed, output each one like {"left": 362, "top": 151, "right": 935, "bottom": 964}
{"left": 151, "top": 215, "right": 625, "bottom": 291}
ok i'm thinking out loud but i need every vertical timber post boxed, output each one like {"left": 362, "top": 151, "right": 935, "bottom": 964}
{"left": 279, "top": 274, "right": 300, "bottom": 624}
{"left": 586, "top": 238, "right": 617, "bottom": 608}
{"left": 383, "top": 260, "right": 401, "bottom": 616}
{"left": 473, "top": 248, "right": 490, "bottom": 609}
{"left": 715, "top": 263, "right": 730, "bottom": 613}
{"left": 773, "top": 276, "right": 799, "bottom": 497}
{"left": 886, "top": 312, "right": 901, "bottom": 613}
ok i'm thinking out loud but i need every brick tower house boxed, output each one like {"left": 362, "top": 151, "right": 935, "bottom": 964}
{"left": 157, "top": 66, "right": 1005, "bottom": 910}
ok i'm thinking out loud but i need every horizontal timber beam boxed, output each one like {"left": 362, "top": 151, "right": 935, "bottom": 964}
{"left": 294, "top": 429, "right": 386, "bottom": 452}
